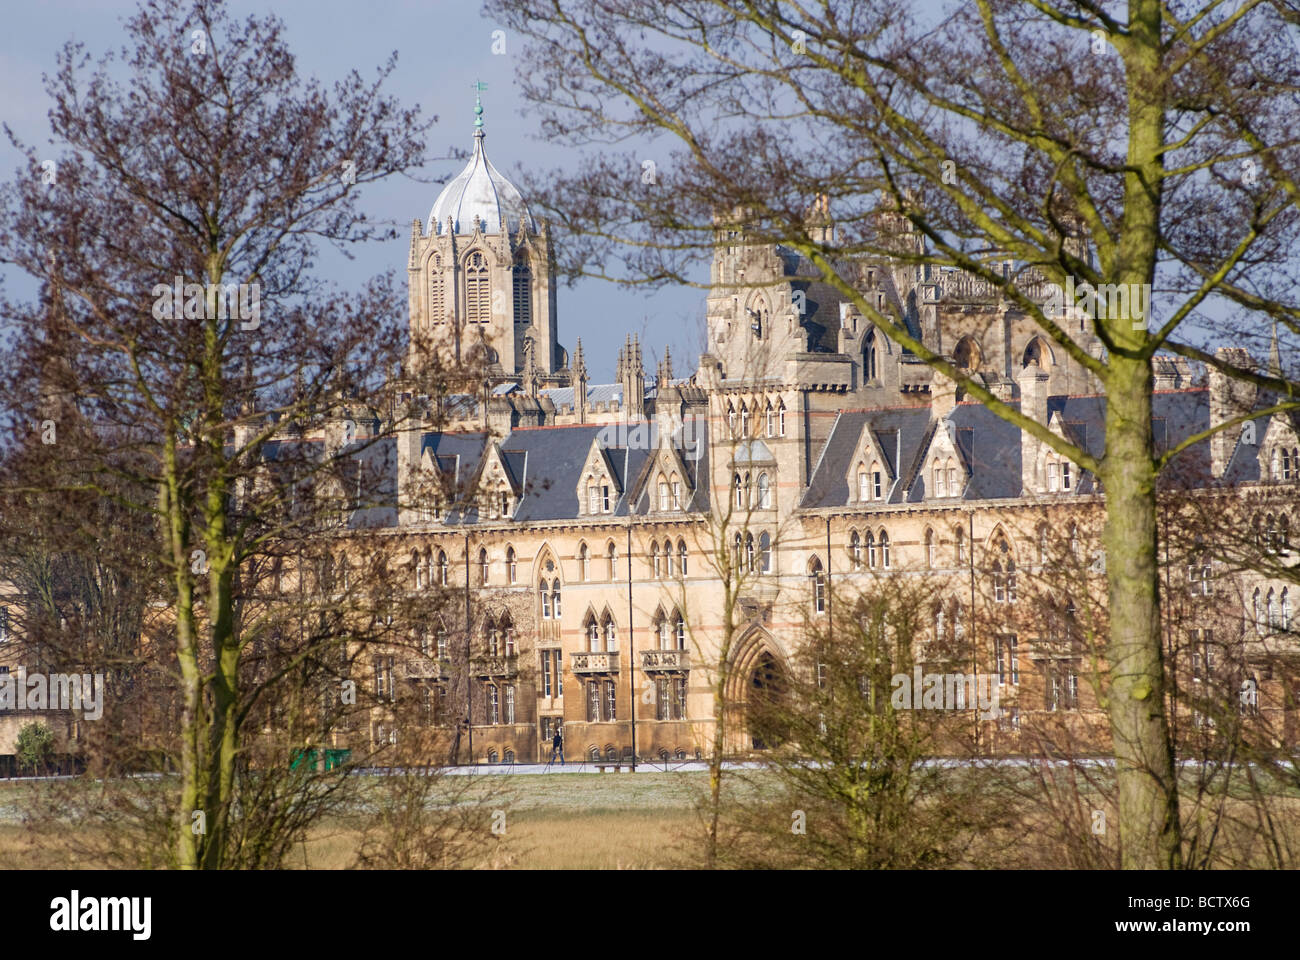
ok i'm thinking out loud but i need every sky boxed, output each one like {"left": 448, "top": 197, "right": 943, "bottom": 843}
{"left": 0, "top": 0, "right": 704, "bottom": 382}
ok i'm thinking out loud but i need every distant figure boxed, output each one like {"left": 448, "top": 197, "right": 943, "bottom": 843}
{"left": 550, "top": 730, "right": 564, "bottom": 765}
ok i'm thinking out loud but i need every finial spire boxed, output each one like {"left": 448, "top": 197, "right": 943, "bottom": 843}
{"left": 471, "top": 80, "right": 488, "bottom": 137}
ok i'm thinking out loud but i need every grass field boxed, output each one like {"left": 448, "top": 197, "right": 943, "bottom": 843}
{"left": 0, "top": 770, "right": 720, "bottom": 870}
{"left": 1, "top": 765, "right": 1296, "bottom": 869}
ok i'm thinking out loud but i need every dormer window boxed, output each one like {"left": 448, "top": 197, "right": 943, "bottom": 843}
{"left": 659, "top": 480, "right": 670, "bottom": 511}
{"left": 934, "top": 464, "right": 946, "bottom": 498}
{"left": 588, "top": 484, "right": 599, "bottom": 514}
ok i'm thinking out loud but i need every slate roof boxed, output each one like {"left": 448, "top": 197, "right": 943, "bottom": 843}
{"left": 799, "top": 388, "right": 1216, "bottom": 509}
{"left": 333, "top": 418, "right": 711, "bottom": 529}
{"left": 801, "top": 406, "right": 933, "bottom": 508}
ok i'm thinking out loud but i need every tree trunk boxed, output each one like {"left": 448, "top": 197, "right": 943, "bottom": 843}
{"left": 1102, "top": 354, "right": 1181, "bottom": 869}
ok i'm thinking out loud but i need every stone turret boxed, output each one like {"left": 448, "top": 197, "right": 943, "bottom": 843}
{"left": 573, "top": 338, "right": 589, "bottom": 424}
{"left": 618, "top": 334, "right": 645, "bottom": 420}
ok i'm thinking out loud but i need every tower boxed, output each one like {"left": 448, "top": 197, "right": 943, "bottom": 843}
{"left": 405, "top": 90, "right": 561, "bottom": 383}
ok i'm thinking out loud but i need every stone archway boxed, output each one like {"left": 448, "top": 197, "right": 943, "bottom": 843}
{"left": 724, "top": 628, "right": 790, "bottom": 754}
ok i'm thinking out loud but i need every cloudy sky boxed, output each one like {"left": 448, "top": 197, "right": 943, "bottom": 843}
{"left": 0, "top": 0, "right": 704, "bottom": 382}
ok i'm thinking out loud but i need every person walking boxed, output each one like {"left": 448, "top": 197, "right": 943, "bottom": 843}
{"left": 549, "top": 729, "right": 564, "bottom": 766}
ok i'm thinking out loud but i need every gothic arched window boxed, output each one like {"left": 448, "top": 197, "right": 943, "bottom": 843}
{"left": 512, "top": 261, "right": 531, "bottom": 324}
{"left": 429, "top": 256, "right": 445, "bottom": 324}
{"left": 464, "top": 251, "right": 490, "bottom": 323}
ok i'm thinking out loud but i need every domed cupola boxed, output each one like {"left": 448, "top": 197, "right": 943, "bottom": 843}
{"left": 427, "top": 95, "right": 536, "bottom": 237}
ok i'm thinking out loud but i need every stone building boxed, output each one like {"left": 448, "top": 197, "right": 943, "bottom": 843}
{"left": 311, "top": 109, "right": 1298, "bottom": 764}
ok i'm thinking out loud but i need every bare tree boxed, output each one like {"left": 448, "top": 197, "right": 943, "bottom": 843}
{"left": 488, "top": 0, "right": 1300, "bottom": 868}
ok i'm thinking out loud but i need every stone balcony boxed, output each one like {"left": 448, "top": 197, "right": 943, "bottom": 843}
{"left": 400, "top": 657, "right": 450, "bottom": 680}
{"left": 640, "top": 649, "right": 690, "bottom": 671}
{"left": 570, "top": 652, "right": 619, "bottom": 674}
{"left": 471, "top": 654, "right": 519, "bottom": 678}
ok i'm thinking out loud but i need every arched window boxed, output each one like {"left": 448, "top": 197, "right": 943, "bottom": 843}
{"left": 741, "top": 404, "right": 751, "bottom": 436}
{"left": 849, "top": 530, "right": 862, "bottom": 569}
{"left": 727, "top": 404, "right": 737, "bottom": 437}
{"left": 663, "top": 539, "right": 674, "bottom": 577}
{"left": 955, "top": 527, "right": 965, "bottom": 564}
{"left": 657, "top": 612, "right": 671, "bottom": 650}
{"left": 865, "top": 332, "right": 878, "bottom": 381}
{"left": 866, "top": 530, "right": 877, "bottom": 569}
{"left": 463, "top": 251, "right": 490, "bottom": 323}
{"left": 1283, "top": 589, "right": 1291, "bottom": 630}
{"left": 734, "top": 474, "right": 744, "bottom": 509}
{"left": 934, "top": 462, "right": 946, "bottom": 498}
{"left": 954, "top": 336, "right": 980, "bottom": 371}
{"left": 1268, "top": 589, "right": 1279, "bottom": 630}
{"left": 438, "top": 550, "right": 449, "bottom": 586}
{"left": 758, "top": 472, "right": 772, "bottom": 509}
{"left": 1069, "top": 524, "right": 1081, "bottom": 560}
{"left": 502, "top": 614, "right": 516, "bottom": 655}
{"left": 745, "top": 532, "right": 755, "bottom": 572}
{"left": 587, "top": 616, "right": 600, "bottom": 653}
{"left": 552, "top": 581, "right": 562, "bottom": 618}
{"left": 512, "top": 261, "right": 531, "bottom": 324}
{"left": 429, "top": 257, "right": 445, "bottom": 324}
{"left": 744, "top": 472, "right": 752, "bottom": 508}
{"left": 540, "top": 580, "right": 551, "bottom": 619}
{"left": 1038, "top": 526, "right": 1049, "bottom": 565}
{"left": 809, "top": 557, "right": 826, "bottom": 614}
{"left": 608, "top": 542, "right": 618, "bottom": 580}
{"left": 766, "top": 403, "right": 775, "bottom": 437}
{"left": 1253, "top": 588, "right": 1263, "bottom": 632}
{"left": 485, "top": 617, "right": 499, "bottom": 656}
{"left": 604, "top": 616, "right": 618, "bottom": 652}
{"left": 579, "top": 543, "right": 590, "bottom": 581}
{"left": 678, "top": 540, "right": 688, "bottom": 576}
{"left": 925, "top": 528, "right": 935, "bottom": 568}
{"left": 651, "top": 542, "right": 661, "bottom": 578}
{"left": 506, "top": 546, "right": 517, "bottom": 584}
{"left": 675, "top": 611, "right": 686, "bottom": 649}
{"left": 658, "top": 477, "right": 670, "bottom": 511}
{"left": 412, "top": 549, "right": 423, "bottom": 589}
{"left": 778, "top": 401, "right": 787, "bottom": 436}
{"left": 879, "top": 530, "right": 891, "bottom": 568}
{"left": 858, "top": 468, "right": 869, "bottom": 502}
{"left": 992, "top": 538, "right": 1016, "bottom": 603}
{"left": 759, "top": 532, "right": 772, "bottom": 573}
{"left": 478, "top": 548, "right": 489, "bottom": 586}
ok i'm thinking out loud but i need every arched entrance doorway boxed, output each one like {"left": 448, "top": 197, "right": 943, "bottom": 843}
{"left": 725, "top": 629, "right": 789, "bottom": 753}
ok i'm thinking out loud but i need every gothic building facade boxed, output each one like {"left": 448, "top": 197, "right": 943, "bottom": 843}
{"left": 327, "top": 113, "right": 1298, "bottom": 764}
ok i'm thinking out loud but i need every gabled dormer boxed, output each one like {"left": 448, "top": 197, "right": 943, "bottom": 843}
{"left": 921, "top": 419, "right": 969, "bottom": 500}
{"left": 1029, "top": 410, "right": 1080, "bottom": 495}
{"left": 1260, "top": 412, "right": 1300, "bottom": 483}
{"left": 845, "top": 422, "right": 896, "bottom": 504}
{"left": 645, "top": 442, "right": 694, "bottom": 514}
{"left": 577, "top": 438, "right": 620, "bottom": 516}
{"left": 475, "top": 442, "right": 522, "bottom": 521}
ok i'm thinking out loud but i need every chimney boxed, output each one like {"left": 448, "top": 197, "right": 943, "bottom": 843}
{"left": 930, "top": 364, "right": 959, "bottom": 421}
{"left": 1017, "top": 365, "right": 1050, "bottom": 495}
{"left": 395, "top": 403, "right": 425, "bottom": 526}
{"left": 1209, "top": 347, "right": 1257, "bottom": 478}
